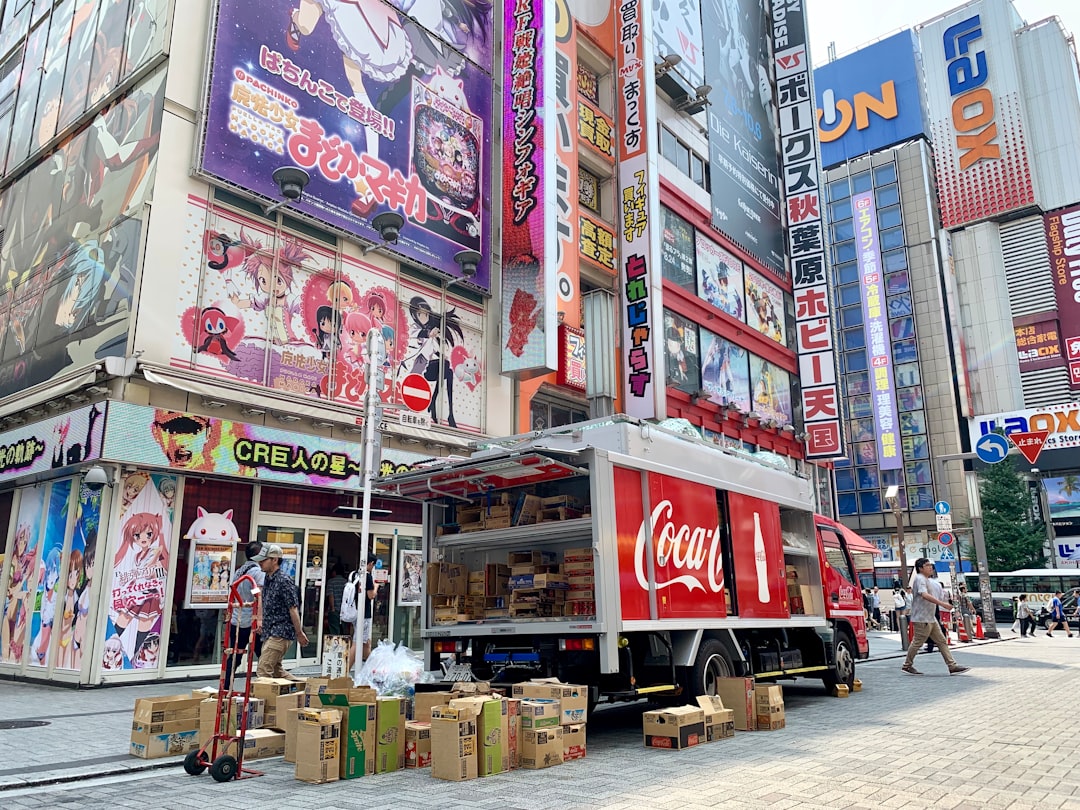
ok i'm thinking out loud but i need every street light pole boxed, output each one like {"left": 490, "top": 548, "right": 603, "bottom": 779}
{"left": 890, "top": 495, "right": 908, "bottom": 588}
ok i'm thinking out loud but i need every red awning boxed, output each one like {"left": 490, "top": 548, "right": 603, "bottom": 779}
{"left": 836, "top": 523, "right": 884, "bottom": 556}
{"left": 379, "top": 453, "right": 586, "bottom": 501}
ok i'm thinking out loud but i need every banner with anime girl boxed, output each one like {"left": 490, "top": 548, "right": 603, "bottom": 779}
{"left": 1, "top": 487, "right": 45, "bottom": 665}
{"left": 100, "top": 471, "right": 176, "bottom": 672}
{"left": 27, "top": 480, "right": 72, "bottom": 669}
{"left": 55, "top": 482, "right": 103, "bottom": 673}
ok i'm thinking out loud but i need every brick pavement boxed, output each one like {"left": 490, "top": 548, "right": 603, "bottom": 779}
{"left": 0, "top": 632, "right": 1077, "bottom": 808}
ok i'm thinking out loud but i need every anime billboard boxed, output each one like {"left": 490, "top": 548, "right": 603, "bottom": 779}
{"left": 0, "top": 67, "right": 165, "bottom": 399}
{"left": 200, "top": 0, "right": 493, "bottom": 288}
{"left": 174, "top": 197, "right": 485, "bottom": 432}
{"left": 1, "top": 487, "right": 45, "bottom": 666}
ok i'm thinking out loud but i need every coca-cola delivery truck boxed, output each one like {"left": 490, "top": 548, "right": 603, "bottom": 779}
{"left": 380, "top": 417, "right": 873, "bottom": 706}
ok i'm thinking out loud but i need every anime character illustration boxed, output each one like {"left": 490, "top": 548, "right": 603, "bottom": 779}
{"left": 133, "top": 632, "right": 161, "bottom": 668}
{"left": 54, "top": 241, "right": 107, "bottom": 331}
{"left": 451, "top": 344, "right": 481, "bottom": 391}
{"left": 702, "top": 336, "right": 735, "bottom": 401}
{"left": 102, "top": 635, "right": 125, "bottom": 670}
{"left": 56, "top": 549, "right": 84, "bottom": 671}
{"left": 401, "top": 295, "right": 464, "bottom": 427}
{"left": 150, "top": 411, "right": 221, "bottom": 470}
{"left": 3, "top": 523, "right": 39, "bottom": 664}
{"left": 31, "top": 549, "right": 63, "bottom": 665}
{"left": 51, "top": 404, "right": 103, "bottom": 468}
{"left": 746, "top": 273, "right": 784, "bottom": 343}
{"left": 229, "top": 237, "right": 306, "bottom": 346}
{"left": 61, "top": 526, "right": 97, "bottom": 672}
{"left": 194, "top": 306, "right": 241, "bottom": 360}
{"left": 313, "top": 305, "right": 342, "bottom": 359}
{"left": 121, "top": 471, "right": 151, "bottom": 512}
{"left": 157, "top": 478, "right": 176, "bottom": 510}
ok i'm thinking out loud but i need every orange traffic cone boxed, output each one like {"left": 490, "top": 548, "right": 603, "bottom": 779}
{"left": 957, "top": 615, "right": 970, "bottom": 642}
{"left": 975, "top": 614, "right": 984, "bottom": 639}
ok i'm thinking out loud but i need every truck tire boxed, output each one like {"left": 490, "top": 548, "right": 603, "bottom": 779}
{"left": 688, "top": 639, "right": 735, "bottom": 697}
{"left": 823, "top": 629, "right": 855, "bottom": 691}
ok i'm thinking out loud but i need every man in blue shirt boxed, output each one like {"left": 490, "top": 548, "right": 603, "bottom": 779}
{"left": 1046, "top": 591, "right": 1074, "bottom": 638}
{"left": 255, "top": 545, "right": 308, "bottom": 679}
{"left": 901, "top": 559, "right": 970, "bottom": 676}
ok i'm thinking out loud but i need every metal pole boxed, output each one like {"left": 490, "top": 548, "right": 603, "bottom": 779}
{"left": 965, "top": 469, "right": 999, "bottom": 638}
{"left": 353, "top": 327, "right": 385, "bottom": 681}
{"left": 893, "top": 501, "right": 908, "bottom": 589}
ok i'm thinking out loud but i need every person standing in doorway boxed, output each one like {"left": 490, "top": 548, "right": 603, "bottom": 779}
{"left": 255, "top": 545, "right": 308, "bottom": 679}
{"left": 325, "top": 563, "right": 347, "bottom": 636}
{"left": 902, "top": 559, "right": 970, "bottom": 675}
{"left": 346, "top": 553, "right": 378, "bottom": 673}
{"left": 223, "top": 541, "right": 266, "bottom": 690}
{"left": 1046, "top": 591, "right": 1074, "bottom": 637}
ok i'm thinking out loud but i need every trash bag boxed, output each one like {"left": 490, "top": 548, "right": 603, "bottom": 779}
{"left": 355, "top": 639, "right": 424, "bottom": 696}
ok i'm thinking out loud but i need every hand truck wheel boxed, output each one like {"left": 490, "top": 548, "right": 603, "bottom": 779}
{"left": 183, "top": 750, "right": 208, "bottom": 776}
{"left": 210, "top": 753, "right": 238, "bottom": 782}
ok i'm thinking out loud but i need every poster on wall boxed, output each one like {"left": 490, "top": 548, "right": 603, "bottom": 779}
{"left": 749, "top": 355, "right": 793, "bottom": 426}
{"left": 1, "top": 487, "right": 45, "bottom": 665}
{"left": 0, "top": 68, "right": 165, "bottom": 398}
{"left": 745, "top": 267, "right": 786, "bottom": 345}
{"left": 660, "top": 207, "right": 696, "bottom": 292}
{"left": 27, "top": 480, "right": 72, "bottom": 669}
{"left": 663, "top": 309, "right": 699, "bottom": 394}
{"left": 398, "top": 548, "right": 423, "bottom": 607}
{"left": 701, "top": 0, "right": 783, "bottom": 276}
{"left": 54, "top": 482, "right": 103, "bottom": 672}
{"left": 183, "top": 508, "right": 242, "bottom": 609}
{"left": 101, "top": 471, "right": 176, "bottom": 672}
{"left": 173, "top": 198, "right": 486, "bottom": 433}
{"left": 701, "top": 330, "right": 751, "bottom": 410}
{"left": 697, "top": 237, "right": 745, "bottom": 321}
{"left": 199, "top": 0, "right": 493, "bottom": 287}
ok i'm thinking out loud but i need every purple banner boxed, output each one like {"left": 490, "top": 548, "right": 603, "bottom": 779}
{"left": 854, "top": 191, "right": 901, "bottom": 471}
{"left": 200, "top": 0, "right": 493, "bottom": 288}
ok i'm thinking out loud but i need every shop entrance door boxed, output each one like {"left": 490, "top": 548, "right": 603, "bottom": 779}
{"left": 255, "top": 526, "right": 327, "bottom": 665}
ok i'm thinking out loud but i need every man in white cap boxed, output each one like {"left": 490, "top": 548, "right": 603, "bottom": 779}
{"left": 253, "top": 544, "right": 307, "bottom": 679}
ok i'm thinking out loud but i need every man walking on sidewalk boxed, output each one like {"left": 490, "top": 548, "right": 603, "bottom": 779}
{"left": 902, "top": 558, "right": 970, "bottom": 676}
{"left": 255, "top": 544, "right": 308, "bottom": 679}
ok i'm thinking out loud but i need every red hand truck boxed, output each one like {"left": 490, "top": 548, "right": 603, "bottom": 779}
{"left": 184, "top": 573, "right": 264, "bottom": 782}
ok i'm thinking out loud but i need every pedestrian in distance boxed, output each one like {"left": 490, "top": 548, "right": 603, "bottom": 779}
{"left": 892, "top": 587, "right": 908, "bottom": 631}
{"left": 1017, "top": 594, "right": 1036, "bottom": 638}
{"left": 1045, "top": 590, "right": 1074, "bottom": 638}
{"left": 957, "top": 584, "right": 975, "bottom": 642}
{"left": 871, "top": 586, "right": 882, "bottom": 628}
{"left": 223, "top": 540, "right": 265, "bottom": 690}
{"left": 325, "top": 562, "right": 347, "bottom": 636}
{"left": 255, "top": 544, "right": 308, "bottom": 679}
{"left": 902, "top": 559, "right": 970, "bottom": 675}
{"left": 346, "top": 553, "right": 378, "bottom": 674}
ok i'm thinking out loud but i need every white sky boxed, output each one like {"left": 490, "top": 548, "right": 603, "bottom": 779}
{"left": 807, "top": 0, "right": 1080, "bottom": 66}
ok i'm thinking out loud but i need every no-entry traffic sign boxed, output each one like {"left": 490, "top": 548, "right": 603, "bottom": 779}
{"left": 399, "top": 373, "right": 432, "bottom": 412}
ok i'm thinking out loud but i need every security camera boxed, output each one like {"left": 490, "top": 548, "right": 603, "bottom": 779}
{"left": 271, "top": 166, "right": 310, "bottom": 201}
{"left": 454, "top": 249, "right": 481, "bottom": 277}
{"left": 371, "top": 211, "right": 405, "bottom": 244}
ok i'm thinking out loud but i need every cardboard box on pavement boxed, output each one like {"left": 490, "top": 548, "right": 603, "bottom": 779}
{"left": 695, "top": 695, "right": 735, "bottom": 741}
{"left": 284, "top": 707, "right": 302, "bottom": 763}
{"left": 295, "top": 708, "right": 342, "bottom": 784}
{"left": 405, "top": 721, "right": 431, "bottom": 768}
{"left": 133, "top": 695, "right": 203, "bottom": 725}
{"left": 563, "top": 723, "right": 586, "bottom": 760}
{"left": 754, "top": 684, "right": 784, "bottom": 708}
{"left": 519, "top": 699, "right": 561, "bottom": 730}
{"left": 519, "top": 726, "right": 563, "bottom": 769}
{"left": 317, "top": 692, "right": 376, "bottom": 779}
{"left": 199, "top": 697, "right": 265, "bottom": 747}
{"left": 642, "top": 706, "right": 706, "bottom": 750}
{"left": 714, "top": 678, "right": 756, "bottom": 732}
{"left": 450, "top": 696, "right": 508, "bottom": 776}
{"left": 511, "top": 679, "right": 588, "bottom": 725}
{"left": 412, "top": 690, "right": 453, "bottom": 722}
{"left": 375, "top": 696, "right": 407, "bottom": 773}
{"left": 129, "top": 728, "right": 200, "bottom": 759}
{"left": 507, "top": 698, "right": 521, "bottom": 769}
{"left": 250, "top": 677, "right": 300, "bottom": 705}
{"left": 430, "top": 705, "right": 478, "bottom": 782}
{"left": 243, "top": 728, "right": 286, "bottom": 759}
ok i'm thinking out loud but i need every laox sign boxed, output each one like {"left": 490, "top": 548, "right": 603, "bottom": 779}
{"left": 943, "top": 15, "right": 1001, "bottom": 170}
{"left": 633, "top": 500, "right": 724, "bottom": 594}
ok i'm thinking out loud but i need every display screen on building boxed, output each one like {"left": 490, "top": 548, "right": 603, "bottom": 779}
{"left": 199, "top": 0, "right": 493, "bottom": 288}
{"left": 813, "top": 30, "right": 928, "bottom": 169}
{"left": 919, "top": 1, "right": 1035, "bottom": 228}
{"left": 702, "top": 0, "right": 784, "bottom": 278}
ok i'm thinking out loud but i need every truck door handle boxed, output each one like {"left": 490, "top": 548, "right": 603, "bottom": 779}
{"left": 830, "top": 592, "right": 839, "bottom": 602}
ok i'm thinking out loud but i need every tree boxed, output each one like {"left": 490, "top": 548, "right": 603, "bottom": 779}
{"left": 978, "top": 459, "right": 1047, "bottom": 571}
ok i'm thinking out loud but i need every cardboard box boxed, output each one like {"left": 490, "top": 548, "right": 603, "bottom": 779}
{"left": 132, "top": 717, "right": 199, "bottom": 737}
{"left": 519, "top": 726, "right": 563, "bottom": 769}
{"left": 755, "top": 684, "right": 784, "bottom": 708}
{"left": 427, "top": 562, "right": 467, "bottom": 596}
{"left": 507, "top": 698, "right": 521, "bottom": 770}
{"left": 695, "top": 695, "right": 735, "bottom": 742}
{"left": 567, "top": 574, "right": 595, "bottom": 587}
{"left": 412, "top": 690, "right": 454, "bottom": 722}
{"left": 450, "top": 696, "right": 508, "bottom": 776}
{"left": 317, "top": 693, "right": 376, "bottom": 779}
{"left": 430, "top": 707, "right": 478, "bottom": 782}
{"left": 512, "top": 679, "right": 588, "bottom": 725}
{"left": 273, "top": 692, "right": 304, "bottom": 731}
{"left": 405, "top": 721, "right": 431, "bottom": 768}
{"left": 800, "top": 584, "right": 819, "bottom": 614}
{"left": 375, "top": 696, "right": 407, "bottom": 773}
{"left": 757, "top": 707, "right": 787, "bottom": 730}
{"left": 714, "top": 678, "right": 756, "bottom": 732}
{"left": 303, "top": 676, "right": 357, "bottom": 706}
{"left": 199, "top": 697, "right": 265, "bottom": 746}
{"left": 563, "top": 723, "right": 586, "bottom": 760}
{"left": 562, "top": 547, "right": 594, "bottom": 563}
{"left": 133, "top": 695, "right": 203, "bottom": 725}
{"left": 295, "top": 709, "right": 342, "bottom": 784}
{"left": 509, "top": 573, "right": 569, "bottom": 590}
{"left": 643, "top": 706, "right": 705, "bottom": 750}
{"left": 130, "top": 728, "right": 200, "bottom": 759}
{"left": 250, "top": 677, "right": 300, "bottom": 705}
{"left": 562, "top": 560, "right": 595, "bottom": 576}
{"left": 244, "top": 728, "right": 286, "bottom": 759}
{"left": 566, "top": 588, "right": 594, "bottom": 601}
{"left": 284, "top": 706, "right": 302, "bottom": 763}
{"left": 513, "top": 494, "right": 543, "bottom": 526}
{"left": 519, "top": 699, "right": 561, "bottom": 730}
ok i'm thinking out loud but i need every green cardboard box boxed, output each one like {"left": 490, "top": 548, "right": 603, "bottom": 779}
{"left": 375, "top": 696, "right": 406, "bottom": 773}
{"left": 317, "top": 693, "right": 376, "bottom": 778}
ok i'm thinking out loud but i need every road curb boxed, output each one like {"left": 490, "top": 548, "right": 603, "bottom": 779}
{"left": 0, "top": 759, "right": 179, "bottom": 792}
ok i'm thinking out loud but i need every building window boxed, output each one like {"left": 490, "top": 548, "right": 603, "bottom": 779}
{"left": 832, "top": 219, "right": 854, "bottom": 242}
{"left": 876, "top": 184, "right": 900, "bottom": 207}
{"left": 873, "top": 163, "right": 897, "bottom": 185}
{"left": 828, "top": 198, "right": 852, "bottom": 221}
{"left": 838, "top": 283, "right": 861, "bottom": 307}
{"left": 827, "top": 178, "right": 850, "bottom": 202}
{"left": 835, "top": 261, "right": 858, "bottom": 285}
{"left": 834, "top": 241, "right": 856, "bottom": 263}
{"left": 659, "top": 125, "right": 709, "bottom": 192}
{"left": 880, "top": 226, "right": 905, "bottom": 250}
{"left": 851, "top": 172, "right": 872, "bottom": 193}
{"left": 529, "top": 397, "right": 589, "bottom": 431}
{"left": 843, "top": 329, "right": 865, "bottom": 350}
{"left": 882, "top": 249, "right": 907, "bottom": 272}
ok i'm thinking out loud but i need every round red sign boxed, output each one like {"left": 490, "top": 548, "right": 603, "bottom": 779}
{"left": 399, "top": 373, "right": 432, "bottom": 412}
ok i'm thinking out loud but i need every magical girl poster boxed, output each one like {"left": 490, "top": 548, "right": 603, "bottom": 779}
{"left": 199, "top": 0, "right": 493, "bottom": 288}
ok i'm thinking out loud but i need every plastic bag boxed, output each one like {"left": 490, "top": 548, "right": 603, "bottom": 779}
{"left": 355, "top": 639, "right": 424, "bottom": 696}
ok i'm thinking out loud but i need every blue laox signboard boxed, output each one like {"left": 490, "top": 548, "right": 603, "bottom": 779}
{"left": 813, "top": 30, "right": 927, "bottom": 169}
{"left": 199, "top": 0, "right": 493, "bottom": 288}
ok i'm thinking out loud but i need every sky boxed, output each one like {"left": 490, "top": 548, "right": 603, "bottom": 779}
{"left": 807, "top": 0, "right": 1080, "bottom": 66}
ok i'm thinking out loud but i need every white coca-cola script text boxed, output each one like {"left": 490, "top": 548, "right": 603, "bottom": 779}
{"left": 634, "top": 500, "right": 724, "bottom": 593}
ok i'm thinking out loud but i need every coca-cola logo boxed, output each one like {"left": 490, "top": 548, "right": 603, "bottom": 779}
{"left": 635, "top": 500, "right": 724, "bottom": 594}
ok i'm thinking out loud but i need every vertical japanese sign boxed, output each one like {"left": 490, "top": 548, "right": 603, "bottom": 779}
{"left": 1045, "top": 204, "right": 1080, "bottom": 389}
{"left": 501, "top": 0, "right": 558, "bottom": 374}
{"left": 1013, "top": 317, "right": 1063, "bottom": 372}
{"left": 617, "top": 0, "right": 663, "bottom": 418}
{"left": 773, "top": 0, "right": 842, "bottom": 458}
{"left": 853, "top": 191, "right": 901, "bottom": 470}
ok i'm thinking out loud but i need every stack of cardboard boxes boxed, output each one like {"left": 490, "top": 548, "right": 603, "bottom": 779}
{"left": 512, "top": 678, "right": 588, "bottom": 765}
{"left": 563, "top": 548, "right": 595, "bottom": 617}
{"left": 509, "top": 551, "right": 566, "bottom": 618}
{"left": 536, "top": 495, "right": 585, "bottom": 523}
{"left": 130, "top": 696, "right": 203, "bottom": 759}
{"left": 428, "top": 562, "right": 468, "bottom": 624}
{"left": 755, "top": 684, "right": 786, "bottom": 730}
{"left": 642, "top": 695, "right": 735, "bottom": 750}
{"left": 454, "top": 493, "right": 514, "bottom": 533}
{"left": 467, "top": 564, "right": 511, "bottom": 620}
{"left": 696, "top": 695, "right": 736, "bottom": 741}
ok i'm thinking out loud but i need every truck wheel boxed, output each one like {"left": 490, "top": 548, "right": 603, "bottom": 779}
{"left": 823, "top": 630, "right": 855, "bottom": 691}
{"left": 688, "top": 639, "right": 734, "bottom": 697}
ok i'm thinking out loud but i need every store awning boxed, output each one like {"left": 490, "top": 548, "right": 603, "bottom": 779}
{"left": 379, "top": 452, "right": 587, "bottom": 501}
{"left": 836, "top": 523, "right": 884, "bottom": 556}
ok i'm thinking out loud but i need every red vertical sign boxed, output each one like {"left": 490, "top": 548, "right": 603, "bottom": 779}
{"left": 727, "top": 492, "right": 788, "bottom": 619}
